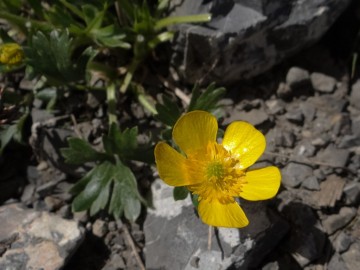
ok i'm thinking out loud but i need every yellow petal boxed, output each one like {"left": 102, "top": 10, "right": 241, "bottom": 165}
{"left": 154, "top": 142, "right": 189, "bottom": 186}
{"left": 240, "top": 166, "right": 281, "bottom": 201}
{"left": 198, "top": 199, "right": 249, "bottom": 228}
{"left": 173, "top": 111, "right": 218, "bottom": 155}
{"left": 222, "top": 121, "right": 266, "bottom": 169}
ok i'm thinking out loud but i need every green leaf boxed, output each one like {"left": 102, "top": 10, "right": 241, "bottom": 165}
{"left": 188, "top": 83, "right": 226, "bottom": 113}
{"left": 90, "top": 180, "right": 111, "bottom": 216}
{"left": 110, "top": 159, "right": 143, "bottom": 221}
{"left": 61, "top": 137, "right": 108, "bottom": 164}
{"left": 72, "top": 161, "right": 114, "bottom": 212}
{"left": 173, "top": 186, "right": 189, "bottom": 201}
{"left": 0, "top": 124, "right": 17, "bottom": 154}
{"left": 103, "top": 123, "right": 138, "bottom": 158}
{"left": 155, "top": 95, "right": 181, "bottom": 127}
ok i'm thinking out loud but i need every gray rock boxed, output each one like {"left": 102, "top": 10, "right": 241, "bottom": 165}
{"left": 265, "top": 99, "right": 286, "bottom": 115}
{"left": 294, "top": 140, "right": 316, "bottom": 157}
{"left": 262, "top": 261, "right": 280, "bottom": 270}
{"left": 274, "top": 129, "right": 296, "bottom": 148}
{"left": 350, "top": 80, "right": 360, "bottom": 110}
{"left": 342, "top": 241, "right": 360, "bottom": 270}
{"left": 339, "top": 135, "right": 360, "bottom": 148}
{"left": 227, "top": 108, "right": 270, "bottom": 126}
{"left": 102, "top": 253, "right": 126, "bottom": 270}
{"left": 301, "top": 176, "right": 320, "bottom": 191}
{"left": 310, "top": 72, "right": 337, "bottom": 93}
{"left": 343, "top": 182, "right": 360, "bottom": 205}
{"left": 20, "top": 184, "right": 36, "bottom": 205}
{"left": 334, "top": 232, "right": 353, "bottom": 253}
{"left": 316, "top": 144, "right": 350, "bottom": 168}
{"left": 282, "top": 163, "right": 313, "bottom": 188}
{"left": 276, "top": 82, "right": 292, "bottom": 100}
{"left": 300, "top": 102, "right": 316, "bottom": 123}
{"left": 285, "top": 109, "right": 304, "bottom": 124}
{"left": 44, "top": 196, "right": 63, "bottom": 211}
{"left": 92, "top": 219, "right": 108, "bottom": 238}
{"left": 328, "top": 252, "right": 349, "bottom": 270}
{"left": 170, "top": 0, "right": 351, "bottom": 84}
{"left": 351, "top": 115, "right": 360, "bottom": 136}
{"left": 0, "top": 203, "right": 84, "bottom": 270}
{"left": 144, "top": 180, "right": 288, "bottom": 270}
{"left": 286, "top": 67, "right": 310, "bottom": 88}
{"left": 322, "top": 207, "right": 357, "bottom": 235}
{"left": 144, "top": 180, "right": 236, "bottom": 270}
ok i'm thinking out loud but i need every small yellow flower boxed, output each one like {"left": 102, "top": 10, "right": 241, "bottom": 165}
{"left": 154, "top": 110, "right": 281, "bottom": 228}
{"left": 0, "top": 43, "right": 24, "bottom": 65}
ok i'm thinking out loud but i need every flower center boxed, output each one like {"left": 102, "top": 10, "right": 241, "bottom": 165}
{"left": 206, "top": 162, "right": 224, "bottom": 180}
{"left": 187, "top": 142, "right": 245, "bottom": 203}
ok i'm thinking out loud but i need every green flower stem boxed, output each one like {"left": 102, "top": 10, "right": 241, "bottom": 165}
{"left": 138, "top": 92, "right": 157, "bottom": 115}
{"left": 106, "top": 83, "right": 117, "bottom": 125}
{"left": 0, "top": 11, "right": 51, "bottom": 33}
{"left": 155, "top": 14, "right": 211, "bottom": 31}
{"left": 120, "top": 59, "right": 139, "bottom": 93}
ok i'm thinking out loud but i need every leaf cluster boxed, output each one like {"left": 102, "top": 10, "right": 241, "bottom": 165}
{"left": 61, "top": 123, "right": 153, "bottom": 221}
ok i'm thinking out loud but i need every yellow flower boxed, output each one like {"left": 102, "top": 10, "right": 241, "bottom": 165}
{"left": 0, "top": 43, "right": 24, "bottom": 65}
{"left": 154, "top": 110, "right": 281, "bottom": 228}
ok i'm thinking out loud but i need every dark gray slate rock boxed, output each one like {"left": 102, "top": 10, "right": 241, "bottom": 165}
{"left": 170, "top": 0, "right": 351, "bottom": 84}
{"left": 316, "top": 144, "right": 350, "bottom": 168}
{"left": 0, "top": 203, "right": 84, "bottom": 270}
{"left": 301, "top": 176, "right": 320, "bottom": 191}
{"left": 333, "top": 232, "right": 353, "bottom": 253}
{"left": 343, "top": 182, "right": 360, "bottom": 205}
{"left": 282, "top": 163, "right": 313, "bottom": 188}
{"left": 286, "top": 67, "right": 310, "bottom": 89}
{"left": 328, "top": 252, "right": 349, "bottom": 270}
{"left": 310, "top": 72, "right": 337, "bottom": 93}
{"left": 342, "top": 241, "right": 360, "bottom": 270}
{"left": 322, "top": 207, "right": 357, "bottom": 235}
{"left": 281, "top": 203, "right": 326, "bottom": 267}
{"left": 144, "top": 180, "right": 288, "bottom": 270}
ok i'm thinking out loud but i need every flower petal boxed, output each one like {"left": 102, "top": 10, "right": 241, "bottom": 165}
{"left": 154, "top": 142, "right": 189, "bottom": 186}
{"left": 240, "top": 166, "right": 281, "bottom": 201}
{"left": 198, "top": 199, "right": 249, "bottom": 228}
{"left": 222, "top": 121, "right": 266, "bottom": 169}
{"left": 173, "top": 111, "right": 218, "bottom": 155}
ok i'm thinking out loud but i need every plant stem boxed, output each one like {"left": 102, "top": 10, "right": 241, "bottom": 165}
{"left": 106, "top": 83, "right": 117, "bottom": 125}
{"left": 155, "top": 14, "right": 211, "bottom": 31}
{"left": 120, "top": 59, "right": 139, "bottom": 93}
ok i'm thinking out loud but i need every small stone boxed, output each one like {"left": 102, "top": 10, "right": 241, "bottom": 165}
{"left": 328, "top": 252, "right": 348, "bottom": 270}
{"left": 265, "top": 99, "right": 286, "bottom": 115}
{"left": 339, "top": 135, "right": 360, "bottom": 148}
{"left": 44, "top": 196, "right": 63, "bottom": 211}
{"left": 101, "top": 253, "right": 126, "bottom": 270}
{"left": 92, "top": 219, "right": 108, "bottom": 238}
{"left": 350, "top": 80, "right": 360, "bottom": 110}
{"left": 311, "top": 175, "right": 345, "bottom": 208}
{"left": 36, "top": 180, "right": 60, "bottom": 197}
{"left": 343, "top": 182, "right": 360, "bottom": 205}
{"left": 238, "top": 108, "right": 270, "bottom": 126}
{"left": 311, "top": 136, "right": 329, "bottom": 147}
{"left": 286, "top": 67, "right": 310, "bottom": 89}
{"left": 108, "top": 221, "right": 117, "bottom": 232}
{"left": 316, "top": 144, "right": 350, "bottom": 168}
{"left": 262, "top": 261, "right": 279, "bottom": 270}
{"left": 301, "top": 176, "right": 320, "bottom": 191}
{"left": 334, "top": 232, "right": 353, "bottom": 253}
{"left": 342, "top": 241, "right": 360, "bottom": 270}
{"left": 322, "top": 207, "right": 357, "bottom": 235}
{"left": 58, "top": 205, "right": 72, "bottom": 219}
{"left": 26, "top": 166, "right": 39, "bottom": 185}
{"left": 313, "top": 169, "right": 326, "bottom": 181}
{"left": 282, "top": 163, "right": 313, "bottom": 188}
{"left": 300, "top": 102, "right": 316, "bottom": 122}
{"left": 73, "top": 211, "right": 89, "bottom": 224}
{"left": 20, "top": 184, "right": 36, "bottom": 205}
{"left": 277, "top": 82, "right": 292, "bottom": 100}
{"left": 310, "top": 72, "right": 337, "bottom": 93}
{"left": 285, "top": 109, "right": 304, "bottom": 124}
{"left": 294, "top": 140, "right": 316, "bottom": 157}
{"left": 275, "top": 130, "right": 296, "bottom": 148}
{"left": 351, "top": 115, "right": 360, "bottom": 136}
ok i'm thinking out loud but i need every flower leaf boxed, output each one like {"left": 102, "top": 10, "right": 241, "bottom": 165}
{"left": 61, "top": 137, "right": 108, "bottom": 165}
{"left": 173, "top": 186, "right": 189, "bottom": 201}
{"left": 188, "top": 83, "right": 226, "bottom": 113}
